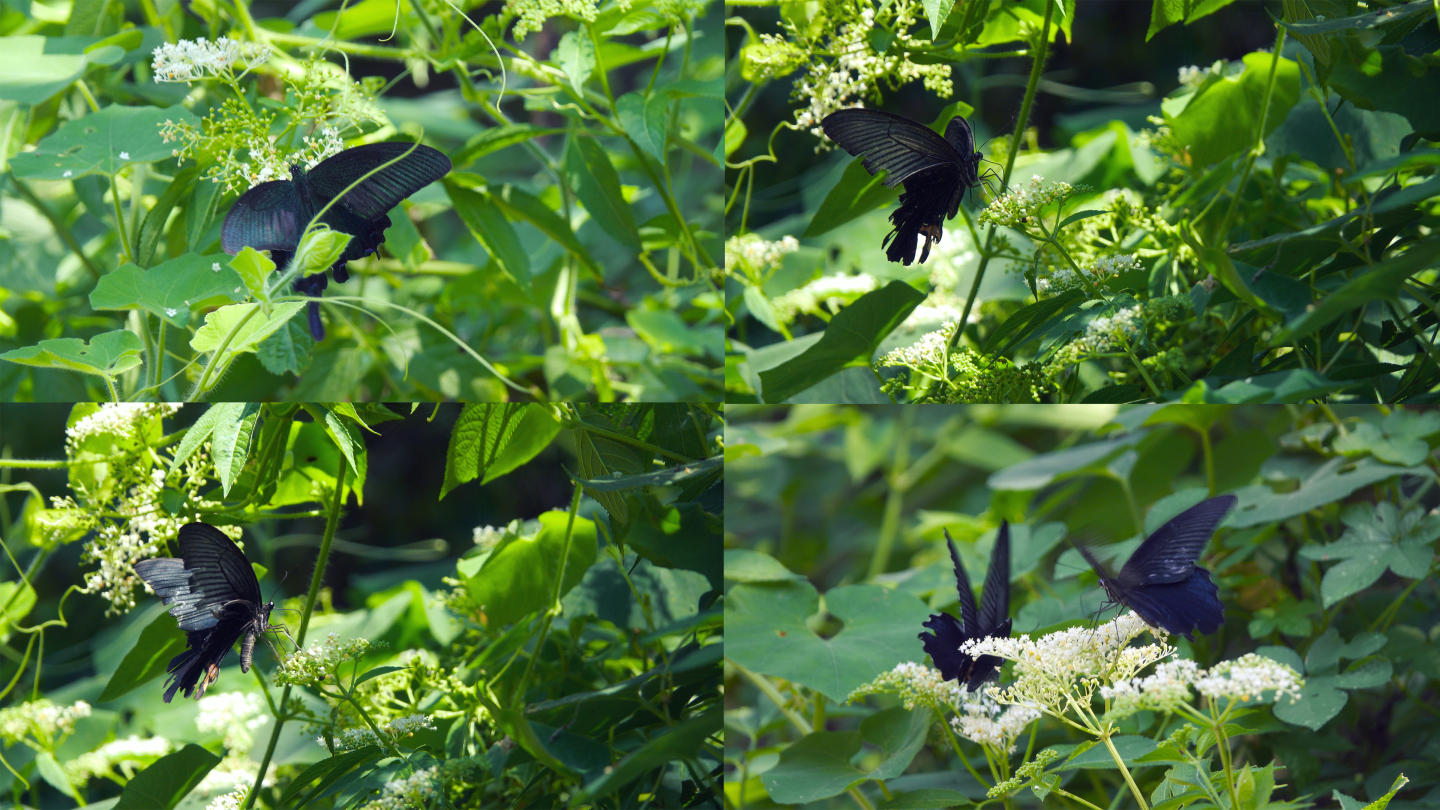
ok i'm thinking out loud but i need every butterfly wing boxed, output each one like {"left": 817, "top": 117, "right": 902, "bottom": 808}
{"left": 942, "top": 115, "right": 983, "bottom": 188}
{"left": 945, "top": 531, "right": 979, "bottom": 631}
{"left": 221, "top": 180, "right": 304, "bottom": 255}
{"left": 148, "top": 522, "right": 261, "bottom": 632}
{"left": 1114, "top": 567, "right": 1225, "bottom": 640}
{"left": 1116, "top": 495, "right": 1237, "bottom": 589}
{"left": 304, "top": 142, "right": 451, "bottom": 222}
{"left": 821, "top": 109, "right": 965, "bottom": 188}
{"left": 978, "top": 522, "right": 1010, "bottom": 635}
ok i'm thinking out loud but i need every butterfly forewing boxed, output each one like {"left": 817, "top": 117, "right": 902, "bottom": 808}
{"left": 1115, "top": 495, "right": 1237, "bottom": 588}
{"left": 945, "top": 531, "right": 979, "bottom": 631}
{"left": 304, "top": 142, "right": 451, "bottom": 222}
{"left": 1118, "top": 568, "right": 1225, "bottom": 639}
{"left": 821, "top": 109, "right": 964, "bottom": 188}
{"left": 978, "top": 522, "right": 1009, "bottom": 633}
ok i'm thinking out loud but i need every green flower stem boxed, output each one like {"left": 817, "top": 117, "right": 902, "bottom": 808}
{"left": 103, "top": 374, "right": 120, "bottom": 403}
{"left": 5, "top": 174, "right": 101, "bottom": 281}
{"left": 1051, "top": 786, "right": 1106, "bottom": 810}
{"left": 509, "top": 482, "right": 582, "bottom": 707}
{"left": 1215, "top": 27, "right": 1288, "bottom": 240}
{"left": 1209, "top": 705, "right": 1239, "bottom": 810}
{"left": 866, "top": 407, "right": 913, "bottom": 581}
{"left": 152, "top": 320, "right": 167, "bottom": 393}
{"left": 1199, "top": 426, "right": 1215, "bottom": 496}
{"left": 1100, "top": 729, "right": 1148, "bottom": 810}
{"left": 936, "top": 706, "right": 992, "bottom": 790}
{"left": 186, "top": 304, "right": 260, "bottom": 401}
{"left": 242, "top": 451, "right": 348, "bottom": 810}
{"left": 946, "top": 0, "right": 1053, "bottom": 373}
{"left": 108, "top": 172, "right": 134, "bottom": 265}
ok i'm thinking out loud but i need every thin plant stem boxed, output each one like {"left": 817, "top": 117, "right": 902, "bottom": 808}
{"left": 242, "top": 452, "right": 348, "bottom": 810}
{"left": 1101, "top": 731, "right": 1148, "bottom": 810}
{"left": 867, "top": 407, "right": 913, "bottom": 581}
{"left": 510, "top": 482, "right": 583, "bottom": 706}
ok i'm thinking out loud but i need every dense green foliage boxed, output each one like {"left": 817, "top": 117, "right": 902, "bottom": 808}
{"left": 725, "top": 405, "right": 1440, "bottom": 808}
{"left": 725, "top": 0, "right": 1440, "bottom": 403}
{"left": 0, "top": 0, "right": 722, "bottom": 402}
{"left": 0, "top": 402, "right": 721, "bottom": 808}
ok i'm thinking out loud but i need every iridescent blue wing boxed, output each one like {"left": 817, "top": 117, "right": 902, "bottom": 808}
{"left": 1116, "top": 568, "right": 1225, "bottom": 640}
{"left": 221, "top": 180, "right": 303, "bottom": 255}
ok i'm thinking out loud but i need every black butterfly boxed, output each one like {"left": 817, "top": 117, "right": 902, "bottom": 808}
{"left": 1071, "top": 495, "right": 1237, "bottom": 640}
{"left": 221, "top": 141, "right": 452, "bottom": 341}
{"left": 133, "top": 522, "right": 283, "bottom": 702}
{"left": 820, "top": 108, "right": 990, "bottom": 266}
{"left": 918, "top": 522, "right": 1012, "bottom": 691}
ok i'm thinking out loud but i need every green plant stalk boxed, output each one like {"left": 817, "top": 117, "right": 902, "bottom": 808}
{"left": 1100, "top": 730, "right": 1148, "bottom": 810}
{"left": 242, "top": 452, "right": 348, "bottom": 810}
{"left": 186, "top": 304, "right": 259, "bottom": 400}
{"left": 867, "top": 407, "right": 913, "bottom": 581}
{"left": 1210, "top": 705, "right": 1240, "bottom": 810}
{"left": 945, "top": 0, "right": 1052, "bottom": 373}
{"left": 1215, "top": 27, "right": 1288, "bottom": 240}
{"left": 108, "top": 172, "right": 134, "bottom": 264}
{"left": 1199, "top": 426, "right": 1215, "bottom": 495}
{"left": 510, "top": 482, "right": 582, "bottom": 706}
{"left": 5, "top": 174, "right": 101, "bottom": 280}
{"left": 153, "top": 321, "right": 167, "bottom": 393}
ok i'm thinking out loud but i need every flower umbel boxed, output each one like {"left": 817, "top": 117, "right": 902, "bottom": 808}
{"left": 151, "top": 37, "right": 272, "bottom": 83}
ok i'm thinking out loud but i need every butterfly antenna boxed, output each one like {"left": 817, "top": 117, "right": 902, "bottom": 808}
{"left": 265, "top": 571, "right": 290, "bottom": 605}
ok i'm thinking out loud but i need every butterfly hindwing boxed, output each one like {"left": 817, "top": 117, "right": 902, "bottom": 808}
{"left": 978, "top": 522, "right": 1010, "bottom": 634}
{"left": 304, "top": 142, "right": 451, "bottom": 222}
{"left": 919, "top": 523, "right": 1014, "bottom": 691}
{"left": 821, "top": 108, "right": 965, "bottom": 188}
{"left": 946, "top": 531, "right": 979, "bottom": 632}
{"left": 1115, "top": 568, "right": 1224, "bottom": 640}
{"left": 221, "top": 180, "right": 304, "bottom": 255}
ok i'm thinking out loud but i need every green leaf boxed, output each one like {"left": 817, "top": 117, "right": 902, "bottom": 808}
{"left": 628, "top": 308, "right": 719, "bottom": 359}
{"left": 114, "top": 744, "right": 221, "bottom": 810}
{"left": 0, "top": 581, "right": 36, "bottom": 637}
{"left": 321, "top": 408, "right": 368, "bottom": 505}
{"left": 1166, "top": 52, "right": 1300, "bottom": 167}
{"left": 1057, "top": 209, "right": 1108, "bottom": 230}
{"left": 284, "top": 343, "right": 374, "bottom": 402}
{"left": 723, "top": 549, "right": 803, "bottom": 583}
{"left": 187, "top": 176, "right": 223, "bottom": 251}
{"left": 447, "top": 182, "right": 529, "bottom": 283}
{"left": 135, "top": 166, "right": 197, "bottom": 269}
{"left": 311, "top": 0, "right": 404, "bottom": 38}
{"left": 0, "top": 35, "right": 112, "bottom": 104}
{"left": 255, "top": 318, "right": 313, "bottom": 376}
{"left": 451, "top": 124, "right": 565, "bottom": 167}
{"left": 726, "top": 580, "right": 932, "bottom": 701}
{"left": 1275, "top": 238, "right": 1440, "bottom": 342}
{"left": 1057, "top": 736, "right": 1158, "bottom": 769}
{"left": 355, "top": 665, "right": 406, "bottom": 686}
{"left": 568, "top": 455, "right": 722, "bottom": 492}
{"left": 573, "top": 417, "right": 649, "bottom": 524}
{"left": 985, "top": 289, "right": 1088, "bottom": 355}
{"left": 617, "top": 91, "right": 668, "bottom": 162}
{"left": 98, "top": 608, "right": 186, "bottom": 702}
{"left": 189, "top": 302, "right": 306, "bottom": 356}
{"left": 0, "top": 330, "right": 144, "bottom": 377}
{"left": 441, "top": 404, "right": 535, "bottom": 498}
{"left": 36, "top": 751, "right": 78, "bottom": 800}
{"left": 571, "top": 709, "right": 720, "bottom": 801}
{"left": 625, "top": 497, "right": 722, "bottom": 591}
{"left": 1330, "top": 43, "right": 1440, "bottom": 133}
{"left": 461, "top": 511, "right": 598, "bottom": 625}
{"left": 1273, "top": 673, "right": 1347, "bottom": 730}
{"left": 1333, "top": 410, "right": 1440, "bottom": 466}
{"left": 564, "top": 135, "right": 641, "bottom": 251}
{"left": 555, "top": 30, "right": 595, "bottom": 96}
{"left": 879, "top": 790, "right": 973, "bottom": 809}
{"left": 1185, "top": 368, "right": 1353, "bottom": 403}
{"left": 211, "top": 402, "right": 261, "bottom": 496}
{"left": 755, "top": 708, "right": 928, "bottom": 805}
{"left": 988, "top": 432, "right": 1146, "bottom": 491}
{"left": 803, "top": 157, "right": 899, "bottom": 238}
{"left": 89, "top": 252, "right": 247, "bottom": 327}
{"left": 1079, "top": 383, "right": 1149, "bottom": 403}
{"left": 277, "top": 745, "right": 383, "bottom": 806}
{"left": 10, "top": 103, "right": 195, "bottom": 179}
{"left": 229, "top": 247, "right": 276, "bottom": 299}
{"left": 1230, "top": 457, "right": 1423, "bottom": 528}
{"left": 491, "top": 183, "right": 601, "bottom": 280}
{"left": 1297, "top": 502, "right": 1439, "bottom": 606}
{"left": 757, "top": 281, "right": 925, "bottom": 403}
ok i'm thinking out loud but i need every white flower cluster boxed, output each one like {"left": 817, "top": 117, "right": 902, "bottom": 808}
{"left": 277, "top": 633, "right": 379, "bottom": 687}
{"left": 1177, "top": 61, "right": 1224, "bottom": 89}
{"left": 0, "top": 699, "right": 91, "bottom": 744}
{"left": 1072, "top": 305, "right": 1144, "bottom": 355}
{"left": 196, "top": 755, "right": 263, "bottom": 794}
{"left": 300, "top": 127, "right": 346, "bottom": 171}
{"left": 875, "top": 321, "right": 957, "bottom": 377}
{"left": 473, "top": 524, "right": 506, "bottom": 552}
{"left": 725, "top": 233, "right": 801, "bottom": 283}
{"left": 321, "top": 727, "right": 382, "bottom": 751}
{"left": 1100, "top": 659, "right": 1200, "bottom": 718}
{"left": 900, "top": 302, "right": 965, "bottom": 332}
{"left": 205, "top": 787, "right": 248, "bottom": 810}
{"left": 848, "top": 661, "right": 968, "bottom": 712}
{"left": 152, "top": 37, "right": 272, "bottom": 83}
{"left": 197, "top": 692, "right": 269, "bottom": 751}
{"left": 978, "top": 176, "right": 1079, "bottom": 228}
{"left": 64, "top": 735, "right": 172, "bottom": 783}
{"left": 1193, "top": 653, "right": 1304, "bottom": 703}
{"left": 363, "top": 766, "right": 441, "bottom": 810}
{"left": 797, "top": 2, "right": 952, "bottom": 137}
{"left": 771, "top": 273, "right": 877, "bottom": 322}
{"left": 952, "top": 691, "right": 1041, "bottom": 754}
{"left": 1040, "top": 253, "right": 1143, "bottom": 293}
{"left": 387, "top": 714, "right": 436, "bottom": 737}
{"left": 67, "top": 403, "right": 182, "bottom": 445}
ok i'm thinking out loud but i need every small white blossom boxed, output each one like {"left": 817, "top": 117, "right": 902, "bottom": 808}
{"left": 196, "top": 692, "right": 268, "bottom": 751}
{"left": 212, "top": 262, "right": 222, "bottom": 272}
{"left": 386, "top": 714, "right": 436, "bottom": 737}
{"left": 205, "top": 787, "right": 247, "bottom": 810}
{"left": 119, "top": 151, "right": 130, "bottom": 160}
{"left": 321, "top": 727, "right": 382, "bottom": 751}
{"left": 0, "top": 700, "right": 92, "bottom": 744}
{"left": 724, "top": 233, "right": 801, "bottom": 283}
{"left": 365, "top": 766, "right": 440, "bottom": 810}
{"left": 978, "top": 176, "right": 1081, "bottom": 228}
{"left": 1192, "top": 653, "right": 1304, "bottom": 703}
{"left": 771, "top": 273, "right": 879, "bottom": 323}
{"left": 65, "top": 735, "right": 172, "bottom": 783}
{"left": 63, "top": 170, "right": 73, "bottom": 178}
{"left": 151, "top": 37, "right": 272, "bottom": 83}
{"left": 165, "top": 307, "right": 178, "bottom": 317}
{"left": 277, "top": 633, "right": 380, "bottom": 687}
{"left": 473, "top": 524, "right": 505, "bottom": 552}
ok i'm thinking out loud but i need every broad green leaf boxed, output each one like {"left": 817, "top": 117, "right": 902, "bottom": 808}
{"left": 321, "top": 407, "right": 368, "bottom": 505}
{"left": 625, "top": 497, "right": 722, "bottom": 590}
{"left": 726, "top": 580, "right": 932, "bottom": 701}
{"left": 168, "top": 400, "right": 228, "bottom": 473}
{"left": 292, "top": 225, "right": 352, "bottom": 278}
{"left": 1273, "top": 673, "right": 1346, "bottom": 729}
{"left": 1276, "top": 238, "right": 1440, "bottom": 342}
{"left": 1185, "top": 369, "right": 1353, "bottom": 404}
{"left": 0, "top": 35, "right": 112, "bottom": 104}
{"left": 36, "top": 751, "right": 78, "bottom": 800}
{"left": 1167, "top": 52, "right": 1300, "bottom": 167}
{"left": 189, "top": 302, "right": 306, "bottom": 356}
{"left": 1333, "top": 409, "right": 1440, "bottom": 467}
{"left": 1330, "top": 44, "right": 1440, "bottom": 133}
{"left": 617, "top": 91, "right": 668, "bottom": 162}
{"left": 447, "top": 183, "right": 529, "bottom": 283}
{"left": 114, "top": 744, "right": 220, "bottom": 810}
{"left": 1229, "top": 457, "right": 1423, "bottom": 528}
{"left": 284, "top": 343, "right": 374, "bottom": 402}
{"left": 311, "top": 0, "right": 402, "bottom": 38}
{"left": 988, "top": 432, "right": 1147, "bottom": 491}
{"left": 441, "top": 403, "right": 534, "bottom": 499}
{"left": 628, "top": 308, "right": 719, "bottom": 359}
{"left": 757, "top": 281, "right": 925, "bottom": 403}
{"left": 879, "top": 790, "right": 973, "bottom": 809}
{"left": 461, "top": 511, "right": 598, "bottom": 625}
{"left": 572, "top": 709, "right": 721, "bottom": 801}
{"left": 1057, "top": 736, "right": 1159, "bottom": 769}
{"left": 555, "top": 30, "right": 595, "bottom": 96}
{"left": 230, "top": 246, "right": 276, "bottom": 299}
{"left": 98, "top": 608, "right": 186, "bottom": 702}
{"left": 573, "top": 416, "right": 649, "bottom": 524}
{"left": 255, "top": 318, "right": 313, "bottom": 376}
{"left": 921, "top": 0, "right": 955, "bottom": 39}
{"left": 755, "top": 709, "right": 928, "bottom": 805}
{"left": 985, "top": 289, "right": 1087, "bottom": 355}
{"left": 1297, "top": 502, "right": 1439, "bottom": 606}
{"left": 451, "top": 124, "right": 565, "bottom": 167}
{"left": 0, "top": 330, "right": 144, "bottom": 377}
{"left": 491, "top": 183, "right": 601, "bottom": 280}
{"left": 0, "top": 580, "right": 36, "bottom": 637}
{"left": 803, "top": 157, "right": 899, "bottom": 238}
{"left": 564, "top": 135, "right": 641, "bottom": 251}
{"left": 210, "top": 402, "right": 261, "bottom": 496}
{"left": 354, "top": 665, "right": 406, "bottom": 686}
{"left": 278, "top": 745, "right": 383, "bottom": 806}
{"left": 568, "top": 455, "right": 722, "bottom": 492}
{"left": 723, "top": 549, "right": 804, "bottom": 583}
{"left": 89, "top": 252, "right": 247, "bottom": 327}
{"left": 10, "top": 103, "right": 195, "bottom": 179}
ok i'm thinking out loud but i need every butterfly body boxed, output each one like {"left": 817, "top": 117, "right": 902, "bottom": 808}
{"left": 918, "top": 522, "right": 1012, "bottom": 691}
{"left": 221, "top": 142, "right": 451, "bottom": 340}
{"left": 821, "top": 109, "right": 987, "bottom": 265}
{"left": 1072, "top": 495, "right": 1236, "bottom": 640}
{"left": 134, "top": 522, "right": 277, "bottom": 702}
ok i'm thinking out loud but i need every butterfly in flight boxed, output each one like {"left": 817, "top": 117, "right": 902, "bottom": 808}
{"left": 820, "top": 108, "right": 993, "bottom": 266}
{"left": 134, "top": 522, "right": 288, "bottom": 701}
{"left": 918, "top": 522, "right": 1012, "bottom": 691}
{"left": 1070, "top": 495, "right": 1237, "bottom": 640}
{"left": 221, "top": 141, "right": 451, "bottom": 340}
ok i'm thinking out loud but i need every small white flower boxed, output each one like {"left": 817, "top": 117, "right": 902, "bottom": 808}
{"left": 63, "top": 170, "right": 73, "bottom": 178}
{"left": 164, "top": 307, "right": 178, "bottom": 317}
{"left": 212, "top": 262, "right": 221, "bottom": 272}
{"left": 119, "top": 151, "right": 130, "bottom": 160}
